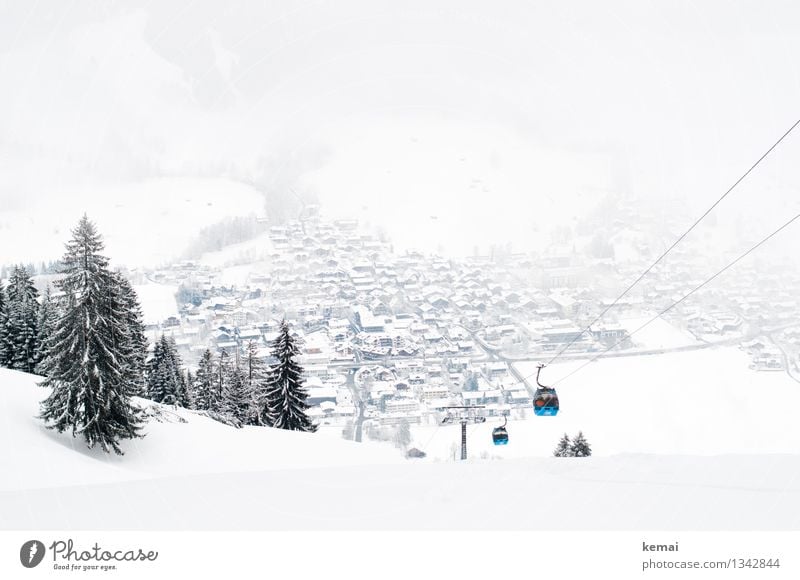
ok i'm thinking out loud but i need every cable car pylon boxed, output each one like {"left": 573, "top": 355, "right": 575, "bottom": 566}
{"left": 439, "top": 405, "right": 486, "bottom": 460}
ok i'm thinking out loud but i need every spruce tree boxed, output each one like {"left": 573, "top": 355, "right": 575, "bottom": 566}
{"left": 2, "top": 265, "right": 40, "bottom": 373}
{"left": 394, "top": 419, "right": 411, "bottom": 449}
{"left": 146, "top": 336, "right": 174, "bottom": 404}
{"left": 553, "top": 433, "right": 573, "bottom": 457}
{"left": 182, "top": 369, "right": 194, "bottom": 408}
{"left": 192, "top": 349, "right": 216, "bottom": 411}
{"left": 225, "top": 364, "right": 252, "bottom": 423}
{"left": 0, "top": 279, "right": 6, "bottom": 368}
{"left": 112, "top": 272, "right": 148, "bottom": 397}
{"left": 211, "top": 348, "right": 231, "bottom": 413}
{"left": 146, "top": 335, "right": 186, "bottom": 406}
{"left": 570, "top": 431, "right": 592, "bottom": 457}
{"left": 38, "top": 215, "right": 145, "bottom": 455}
{"left": 34, "top": 285, "right": 60, "bottom": 375}
{"left": 262, "top": 320, "right": 316, "bottom": 432}
{"left": 163, "top": 336, "right": 187, "bottom": 406}
{"left": 245, "top": 340, "right": 268, "bottom": 425}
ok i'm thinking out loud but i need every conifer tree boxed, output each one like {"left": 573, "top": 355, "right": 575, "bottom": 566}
{"left": 553, "top": 433, "right": 573, "bottom": 457}
{"left": 0, "top": 279, "right": 6, "bottom": 367}
{"left": 146, "top": 335, "right": 185, "bottom": 405}
{"left": 570, "top": 431, "right": 592, "bottom": 457}
{"left": 162, "top": 336, "right": 187, "bottom": 406}
{"left": 2, "top": 265, "right": 40, "bottom": 372}
{"left": 191, "top": 349, "right": 216, "bottom": 411}
{"left": 111, "top": 272, "right": 148, "bottom": 397}
{"left": 34, "top": 285, "right": 60, "bottom": 375}
{"left": 245, "top": 340, "right": 268, "bottom": 425}
{"left": 147, "top": 334, "right": 186, "bottom": 405}
{"left": 182, "top": 369, "right": 194, "bottom": 408}
{"left": 262, "top": 320, "right": 316, "bottom": 432}
{"left": 225, "top": 364, "right": 252, "bottom": 423}
{"left": 211, "top": 348, "right": 231, "bottom": 413}
{"left": 38, "top": 215, "right": 145, "bottom": 455}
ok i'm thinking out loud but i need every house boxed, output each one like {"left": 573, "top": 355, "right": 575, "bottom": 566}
{"left": 304, "top": 364, "right": 330, "bottom": 379}
{"left": 421, "top": 384, "right": 449, "bottom": 401}
{"left": 506, "top": 389, "right": 532, "bottom": 406}
{"left": 384, "top": 397, "right": 419, "bottom": 414}
{"left": 408, "top": 372, "right": 426, "bottom": 385}
{"left": 482, "top": 389, "right": 504, "bottom": 404}
{"left": 486, "top": 362, "right": 508, "bottom": 379}
{"left": 353, "top": 305, "right": 385, "bottom": 333}
{"left": 549, "top": 293, "right": 579, "bottom": 317}
{"left": 590, "top": 324, "right": 628, "bottom": 341}
{"left": 307, "top": 386, "right": 338, "bottom": 406}
{"left": 447, "top": 357, "right": 470, "bottom": 372}
{"left": 462, "top": 391, "right": 484, "bottom": 406}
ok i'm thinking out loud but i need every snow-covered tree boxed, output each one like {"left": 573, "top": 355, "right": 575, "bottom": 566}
{"left": 1, "top": 265, "right": 40, "bottom": 372}
{"left": 244, "top": 340, "right": 268, "bottom": 425}
{"left": 146, "top": 335, "right": 185, "bottom": 405}
{"left": 0, "top": 279, "right": 6, "bottom": 367}
{"left": 553, "top": 433, "right": 573, "bottom": 457}
{"left": 225, "top": 365, "right": 252, "bottom": 423}
{"left": 211, "top": 348, "right": 231, "bottom": 413}
{"left": 164, "top": 338, "right": 188, "bottom": 407}
{"left": 112, "top": 271, "right": 148, "bottom": 397}
{"left": 464, "top": 371, "right": 479, "bottom": 392}
{"left": 182, "top": 369, "right": 194, "bottom": 408}
{"left": 38, "top": 215, "right": 145, "bottom": 455}
{"left": 570, "top": 431, "right": 592, "bottom": 457}
{"left": 145, "top": 337, "right": 171, "bottom": 403}
{"left": 191, "top": 349, "right": 216, "bottom": 411}
{"left": 34, "top": 285, "right": 59, "bottom": 375}
{"left": 394, "top": 419, "right": 411, "bottom": 449}
{"left": 262, "top": 320, "right": 316, "bottom": 432}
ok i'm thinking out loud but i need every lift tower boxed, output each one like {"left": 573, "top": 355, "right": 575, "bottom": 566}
{"left": 439, "top": 405, "right": 487, "bottom": 460}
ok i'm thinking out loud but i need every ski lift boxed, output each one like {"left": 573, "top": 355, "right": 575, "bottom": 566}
{"left": 533, "top": 363, "right": 559, "bottom": 416}
{"left": 492, "top": 415, "right": 509, "bottom": 445}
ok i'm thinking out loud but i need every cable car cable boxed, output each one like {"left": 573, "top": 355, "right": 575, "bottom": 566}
{"left": 544, "top": 117, "right": 800, "bottom": 367}
{"left": 550, "top": 211, "right": 800, "bottom": 388}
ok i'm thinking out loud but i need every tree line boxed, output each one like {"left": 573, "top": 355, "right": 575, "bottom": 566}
{"left": 0, "top": 215, "right": 316, "bottom": 455}
{"left": 147, "top": 327, "right": 316, "bottom": 432}
{"left": 553, "top": 431, "right": 592, "bottom": 457}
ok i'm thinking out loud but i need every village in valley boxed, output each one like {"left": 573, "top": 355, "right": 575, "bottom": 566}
{"left": 124, "top": 204, "right": 800, "bottom": 444}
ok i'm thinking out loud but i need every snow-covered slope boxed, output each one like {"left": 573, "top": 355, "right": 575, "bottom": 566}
{"left": 2, "top": 366, "right": 799, "bottom": 530}
{"left": 411, "top": 347, "right": 800, "bottom": 462}
{"left": 0, "top": 368, "right": 401, "bottom": 494}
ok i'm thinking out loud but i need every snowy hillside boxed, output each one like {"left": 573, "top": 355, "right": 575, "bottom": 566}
{"left": 2, "top": 366, "right": 799, "bottom": 530}
{"left": 0, "top": 177, "right": 264, "bottom": 267}
{"left": 410, "top": 347, "right": 800, "bottom": 462}
{"left": 0, "top": 368, "right": 401, "bottom": 493}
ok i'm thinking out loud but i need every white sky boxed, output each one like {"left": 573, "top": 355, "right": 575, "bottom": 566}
{"left": 1, "top": 0, "right": 799, "bottom": 261}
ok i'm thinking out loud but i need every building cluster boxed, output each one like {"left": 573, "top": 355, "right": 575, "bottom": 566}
{"left": 137, "top": 206, "right": 800, "bottom": 428}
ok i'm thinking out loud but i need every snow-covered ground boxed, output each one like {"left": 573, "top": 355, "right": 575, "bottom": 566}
{"left": 503, "top": 348, "right": 800, "bottom": 457}
{"left": 619, "top": 315, "right": 699, "bottom": 349}
{"left": 0, "top": 369, "right": 401, "bottom": 494}
{"left": 4, "top": 453, "right": 799, "bottom": 530}
{"left": 2, "top": 358, "right": 800, "bottom": 530}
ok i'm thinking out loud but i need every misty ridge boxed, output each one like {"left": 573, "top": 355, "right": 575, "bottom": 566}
{"left": 1, "top": 1, "right": 799, "bottom": 267}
